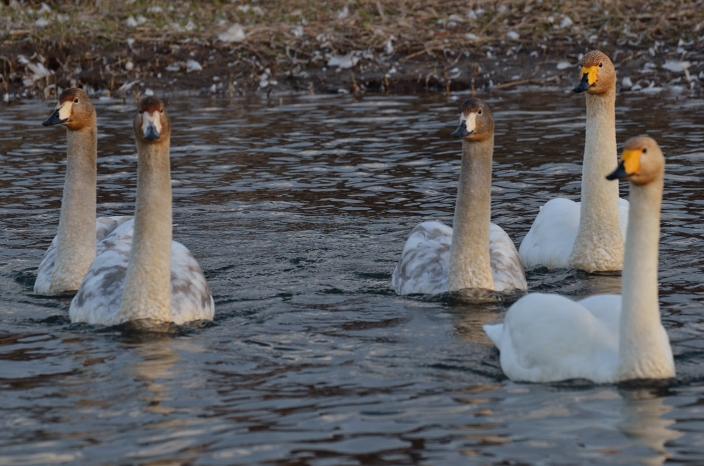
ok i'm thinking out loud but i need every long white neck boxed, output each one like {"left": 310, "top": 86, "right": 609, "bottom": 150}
{"left": 448, "top": 136, "right": 495, "bottom": 291}
{"left": 118, "top": 140, "right": 173, "bottom": 323}
{"left": 569, "top": 88, "right": 624, "bottom": 272}
{"left": 617, "top": 177, "right": 674, "bottom": 380}
{"left": 50, "top": 126, "right": 97, "bottom": 293}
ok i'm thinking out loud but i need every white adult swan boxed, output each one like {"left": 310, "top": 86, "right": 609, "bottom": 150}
{"left": 35, "top": 88, "right": 132, "bottom": 295}
{"left": 485, "top": 136, "right": 675, "bottom": 383}
{"left": 519, "top": 51, "right": 629, "bottom": 272}
{"left": 391, "top": 98, "right": 527, "bottom": 295}
{"left": 69, "top": 96, "right": 215, "bottom": 325}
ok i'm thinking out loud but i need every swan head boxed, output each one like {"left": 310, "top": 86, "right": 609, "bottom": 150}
{"left": 42, "top": 88, "right": 95, "bottom": 130}
{"left": 606, "top": 136, "right": 664, "bottom": 186}
{"left": 573, "top": 50, "right": 616, "bottom": 95}
{"left": 134, "top": 96, "right": 171, "bottom": 144}
{"left": 451, "top": 98, "right": 493, "bottom": 141}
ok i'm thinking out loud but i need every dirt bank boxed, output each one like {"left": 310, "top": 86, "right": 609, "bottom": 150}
{"left": 1, "top": 0, "right": 703, "bottom": 100}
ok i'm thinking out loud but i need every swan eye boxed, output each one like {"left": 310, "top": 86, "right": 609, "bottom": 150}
{"left": 74, "top": 98, "right": 79, "bottom": 103}
{"left": 642, "top": 148, "right": 647, "bottom": 153}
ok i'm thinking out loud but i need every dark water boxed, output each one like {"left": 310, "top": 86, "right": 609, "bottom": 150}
{"left": 2, "top": 90, "right": 704, "bottom": 465}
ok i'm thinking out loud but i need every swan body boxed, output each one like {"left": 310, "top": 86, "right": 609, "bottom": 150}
{"left": 34, "top": 88, "right": 133, "bottom": 295}
{"left": 69, "top": 220, "right": 213, "bottom": 325}
{"left": 392, "top": 221, "right": 526, "bottom": 294}
{"left": 485, "top": 137, "right": 675, "bottom": 383}
{"left": 392, "top": 98, "right": 526, "bottom": 295}
{"left": 519, "top": 51, "right": 628, "bottom": 272}
{"left": 35, "top": 216, "right": 133, "bottom": 295}
{"left": 69, "top": 96, "right": 214, "bottom": 325}
{"left": 519, "top": 197, "right": 629, "bottom": 270}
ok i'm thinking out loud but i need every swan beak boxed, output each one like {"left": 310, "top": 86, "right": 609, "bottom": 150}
{"left": 452, "top": 120, "right": 471, "bottom": 138}
{"left": 142, "top": 111, "right": 161, "bottom": 141}
{"left": 573, "top": 73, "right": 591, "bottom": 93}
{"left": 606, "top": 161, "right": 629, "bottom": 180}
{"left": 452, "top": 112, "right": 477, "bottom": 138}
{"left": 607, "top": 148, "right": 641, "bottom": 180}
{"left": 574, "top": 65, "right": 598, "bottom": 93}
{"left": 42, "top": 108, "right": 68, "bottom": 126}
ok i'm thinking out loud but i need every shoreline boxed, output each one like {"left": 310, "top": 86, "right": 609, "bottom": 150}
{"left": 1, "top": 1, "right": 703, "bottom": 100}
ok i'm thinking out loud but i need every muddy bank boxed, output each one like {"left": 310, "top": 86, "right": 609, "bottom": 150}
{"left": 1, "top": 1, "right": 703, "bottom": 99}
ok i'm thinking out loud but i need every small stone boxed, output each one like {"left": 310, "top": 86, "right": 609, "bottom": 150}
{"left": 291, "top": 25, "right": 303, "bottom": 37}
{"left": 560, "top": 16, "right": 573, "bottom": 28}
{"left": 662, "top": 60, "right": 691, "bottom": 73}
{"left": 218, "top": 24, "right": 246, "bottom": 43}
{"left": 327, "top": 54, "right": 359, "bottom": 69}
{"left": 186, "top": 59, "right": 202, "bottom": 72}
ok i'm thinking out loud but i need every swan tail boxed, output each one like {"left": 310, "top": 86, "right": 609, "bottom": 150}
{"left": 483, "top": 323, "right": 504, "bottom": 348}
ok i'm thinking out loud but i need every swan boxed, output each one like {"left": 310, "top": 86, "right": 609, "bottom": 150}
{"left": 35, "top": 88, "right": 132, "bottom": 295}
{"left": 519, "top": 50, "right": 629, "bottom": 272}
{"left": 391, "top": 98, "right": 527, "bottom": 295}
{"left": 69, "top": 96, "right": 215, "bottom": 325}
{"left": 484, "top": 136, "right": 675, "bottom": 383}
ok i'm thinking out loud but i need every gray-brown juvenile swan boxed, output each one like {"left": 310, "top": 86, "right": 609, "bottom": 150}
{"left": 519, "top": 50, "right": 629, "bottom": 272}
{"left": 391, "top": 98, "right": 527, "bottom": 295}
{"left": 486, "top": 137, "right": 674, "bottom": 383}
{"left": 35, "top": 88, "right": 131, "bottom": 295}
{"left": 69, "top": 96, "right": 214, "bottom": 325}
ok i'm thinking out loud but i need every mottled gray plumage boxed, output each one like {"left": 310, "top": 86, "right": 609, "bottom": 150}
{"left": 69, "top": 219, "right": 215, "bottom": 325}
{"left": 34, "top": 216, "right": 133, "bottom": 294}
{"left": 391, "top": 221, "right": 526, "bottom": 295}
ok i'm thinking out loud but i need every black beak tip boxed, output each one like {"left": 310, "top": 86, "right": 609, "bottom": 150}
{"left": 42, "top": 110, "right": 67, "bottom": 127}
{"left": 606, "top": 164, "right": 629, "bottom": 181}
{"left": 573, "top": 75, "right": 591, "bottom": 93}
{"left": 144, "top": 131, "right": 160, "bottom": 141}
{"left": 451, "top": 122, "right": 471, "bottom": 138}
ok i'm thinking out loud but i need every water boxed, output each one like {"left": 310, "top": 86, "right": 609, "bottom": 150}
{"left": 2, "top": 90, "right": 704, "bottom": 464}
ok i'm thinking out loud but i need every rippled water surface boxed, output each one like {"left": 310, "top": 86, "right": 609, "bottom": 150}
{"left": 2, "top": 90, "right": 704, "bottom": 464}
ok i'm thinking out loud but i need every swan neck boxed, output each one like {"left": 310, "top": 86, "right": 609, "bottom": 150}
{"left": 618, "top": 178, "right": 672, "bottom": 379}
{"left": 570, "top": 87, "right": 624, "bottom": 271}
{"left": 50, "top": 126, "right": 97, "bottom": 292}
{"left": 119, "top": 140, "right": 173, "bottom": 323}
{"left": 448, "top": 136, "right": 495, "bottom": 291}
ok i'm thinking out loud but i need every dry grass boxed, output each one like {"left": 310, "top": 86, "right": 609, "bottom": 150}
{"left": 1, "top": 0, "right": 703, "bottom": 97}
{"left": 4, "top": 1, "right": 703, "bottom": 53}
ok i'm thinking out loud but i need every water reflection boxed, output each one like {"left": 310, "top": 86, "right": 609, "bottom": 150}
{"left": 448, "top": 300, "right": 505, "bottom": 347}
{"left": 617, "top": 388, "right": 681, "bottom": 466}
{"left": 122, "top": 333, "right": 180, "bottom": 416}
